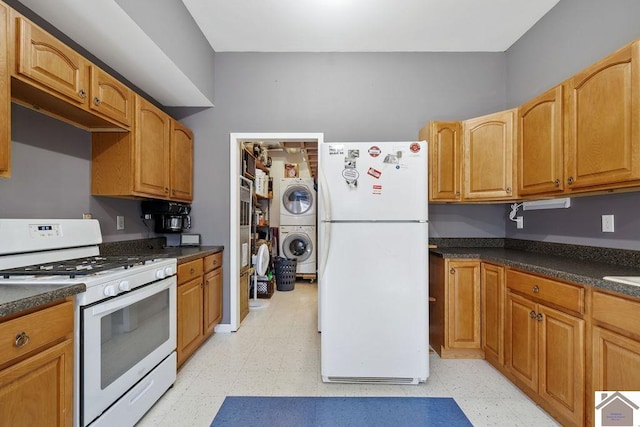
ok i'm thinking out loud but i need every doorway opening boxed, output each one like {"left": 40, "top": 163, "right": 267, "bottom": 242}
{"left": 227, "top": 133, "right": 323, "bottom": 332}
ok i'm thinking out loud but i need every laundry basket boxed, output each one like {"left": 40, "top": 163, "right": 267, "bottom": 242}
{"left": 274, "top": 257, "right": 297, "bottom": 291}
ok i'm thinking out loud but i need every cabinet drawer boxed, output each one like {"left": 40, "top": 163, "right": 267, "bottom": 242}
{"left": 178, "top": 258, "right": 203, "bottom": 285}
{"left": 0, "top": 300, "right": 73, "bottom": 367}
{"left": 204, "top": 252, "right": 222, "bottom": 272}
{"left": 592, "top": 291, "right": 640, "bottom": 335}
{"left": 507, "top": 270, "right": 584, "bottom": 313}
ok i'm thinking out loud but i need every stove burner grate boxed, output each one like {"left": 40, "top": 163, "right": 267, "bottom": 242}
{"left": 1, "top": 255, "right": 166, "bottom": 279}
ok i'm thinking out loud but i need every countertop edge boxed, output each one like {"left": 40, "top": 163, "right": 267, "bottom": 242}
{"left": 0, "top": 283, "right": 86, "bottom": 318}
{"left": 431, "top": 248, "right": 640, "bottom": 299}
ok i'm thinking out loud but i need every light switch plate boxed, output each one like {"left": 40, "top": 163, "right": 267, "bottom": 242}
{"left": 116, "top": 215, "right": 125, "bottom": 230}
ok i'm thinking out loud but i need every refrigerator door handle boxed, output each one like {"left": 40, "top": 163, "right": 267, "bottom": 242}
{"left": 318, "top": 220, "right": 331, "bottom": 278}
{"left": 319, "top": 166, "right": 331, "bottom": 222}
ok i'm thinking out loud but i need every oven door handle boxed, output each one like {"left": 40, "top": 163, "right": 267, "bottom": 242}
{"left": 91, "top": 277, "right": 175, "bottom": 317}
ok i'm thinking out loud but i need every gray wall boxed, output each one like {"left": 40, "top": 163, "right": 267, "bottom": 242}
{"left": 0, "top": 105, "right": 151, "bottom": 241}
{"left": 504, "top": 0, "right": 640, "bottom": 249}
{"left": 183, "top": 52, "right": 509, "bottom": 322}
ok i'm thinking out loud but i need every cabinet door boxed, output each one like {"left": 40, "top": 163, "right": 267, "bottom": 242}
{"left": 16, "top": 17, "right": 88, "bottom": 105}
{"left": 240, "top": 270, "right": 250, "bottom": 322}
{"left": 462, "top": 109, "right": 516, "bottom": 200}
{"left": 134, "top": 96, "right": 171, "bottom": 198}
{"left": 481, "top": 263, "right": 505, "bottom": 365}
{"left": 204, "top": 268, "right": 223, "bottom": 337}
{"left": 565, "top": 40, "right": 640, "bottom": 190}
{"left": 538, "top": 305, "right": 585, "bottom": 425}
{"left": 426, "top": 121, "right": 461, "bottom": 201}
{"left": 89, "top": 65, "right": 133, "bottom": 127}
{"left": 177, "top": 277, "right": 203, "bottom": 367}
{"left": 0, "top": 3, "right": 9, "bottom": 178}
{"left": 170, "top": 120, "right": 194, "bottom": 202}
{"left": 0, "top": 339, "right": 73, "bottom": 427}
{"left": 506, "top": 292, "right": 538, "bottom": 392}
{"left": 592, "top": 326, "right": 640, "bottom": 392}
{"left": 518, "top": 85, "right": 564, "bottom": 196}
{"left": 446, "top": 260, "right": 481, "bottom": 349}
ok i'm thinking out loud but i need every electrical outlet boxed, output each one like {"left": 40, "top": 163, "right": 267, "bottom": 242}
{"left": 516, "top": 216, "right": 524, "bottom": 229}
{"left": 116, "top": 215, "right": 125, "bottom": 230}
{"left": 601, "top": 214, "right": 614, "bottom": 233}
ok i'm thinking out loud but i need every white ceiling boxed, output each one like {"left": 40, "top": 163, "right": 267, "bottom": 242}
{"left": 16, "top": 0, "right": 559, "bottom": 107}
{"left": 181, "top": 0, "right": 560, "bottom": 52}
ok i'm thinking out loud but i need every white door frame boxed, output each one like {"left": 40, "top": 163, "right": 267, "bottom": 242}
{"left": 227, "top": 132, "right": 324, "bottom": 332}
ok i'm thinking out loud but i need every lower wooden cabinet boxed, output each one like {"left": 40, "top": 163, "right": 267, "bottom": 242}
{"left": 177, "top": 251, "right": 223, "bottom": 368}
{"left": 506, "top": 272, "right": 585, "bottom": 427}
{"left": 239, "top": 268, "right": 250, "bottom": 323}
{"left": 481, "top": 263, "right": 505, "bottom": 367}
{"left": 588, "top": 289, "right": 640, "bottom": 426}
{"left": 429, "top": 255, "right": 482, "bottom": 358}
{"left": 0, "top": 300, "right": 74, "bottom": 427}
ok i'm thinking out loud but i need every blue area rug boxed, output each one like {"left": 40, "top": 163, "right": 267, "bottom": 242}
{"left": 211, "top": 396, "right": 472, "bottom": 427}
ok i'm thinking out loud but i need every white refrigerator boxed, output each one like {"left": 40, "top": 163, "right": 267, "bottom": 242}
{"left": 319, "top": 141, "right": 429, "bottom": 384}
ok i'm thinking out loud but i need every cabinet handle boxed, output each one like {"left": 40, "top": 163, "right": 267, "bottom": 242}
{"left": 78, "top": 89, "right": 87, "bottom": 99}
{"left": 93, "top": 97, "right": 101, "bottom": 106}
{"left": 449, "top": 268, "right": 455, "bottom": 274}
{"left": 200, "top": 282, "right": 203, "bottom": 288}
{"left": 190, "top": 268, "right": 195, "bottom": 274}
{"left": 536, "top": 313, "right": 543, "bottom": 322}
{"left": 455, "top": 191, "right": 460, "bottom": 196}
{"left": 554, "top": 179, "right": 560, "bottom": 187}
{"left": 567, "top": 176, "right": 574, "bottom": 185}
{"left": 14, "top": 332, "right": 30, "bottom": 348}
{"left": 529, "top": 311, "right": 536, "bottom": 319}
{"left": 172, "top": 189, "right": 176, "bottom": 195}
{"left": 532, "top": 285, "right": 539, "bottom": 293}
{"left": 164, "top": 187, "right": 169, "bottom": 193}
{"left": 506, "top": 187, "right": 512, "bottom": 193}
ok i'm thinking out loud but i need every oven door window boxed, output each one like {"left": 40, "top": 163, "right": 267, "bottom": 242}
{"left": 82, "top": 278, "right": 177, "bottom": 425}
{"left": 100, "top": 290, "right": 169, "bottom": 387}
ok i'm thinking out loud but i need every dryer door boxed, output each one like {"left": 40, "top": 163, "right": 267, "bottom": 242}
{"left": 282, "top": 233, "right": 313, "bottom": 262}
{"left": 282, "top": 185, "right": 314, "bottom": 216}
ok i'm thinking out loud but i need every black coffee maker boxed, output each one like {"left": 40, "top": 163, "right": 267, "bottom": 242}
{"left": 141, "top": 200, "right": 191, "bottom": 233}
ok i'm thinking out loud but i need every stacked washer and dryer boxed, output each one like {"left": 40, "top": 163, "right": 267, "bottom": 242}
{"left": 279, "top": 178, "right": 317, "bottom": 279}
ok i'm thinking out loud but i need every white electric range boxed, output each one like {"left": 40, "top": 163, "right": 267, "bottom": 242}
{"left": 0, "top": 219, "right": 177, "bottom": 427}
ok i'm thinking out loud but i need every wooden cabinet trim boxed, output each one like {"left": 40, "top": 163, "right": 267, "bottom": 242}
{"left": 177, "top": 258, "right": 204, "bottom": 285}
{"left": 592, "top": 291, "right": 640, "bottom": 339}
{"left": 0, "top": 300, "right": 73, "bottom": 369}
{"left": 506, "top": 269, "right": 584, "bottom": 314}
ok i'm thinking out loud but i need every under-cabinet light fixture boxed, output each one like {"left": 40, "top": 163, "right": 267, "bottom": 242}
{"left": 522, "top": 197, "right": 571, "bottom": 211}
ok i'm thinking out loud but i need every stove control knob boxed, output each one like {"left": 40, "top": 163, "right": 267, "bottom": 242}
{"left": 156, "top": 269, "right": 167, "bottom": 279}
{"left": 118, "top": 280, "right": 131, "bottom": 292}
{"left": 104, "top": 285, "right": 119, "bottom": 297}
{"left": 164, "top": 266, "right": 174, "bottom": 276}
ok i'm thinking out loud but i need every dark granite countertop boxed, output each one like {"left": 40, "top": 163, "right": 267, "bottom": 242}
{"left": 431, "top": 247, "right": 640, "bottom": 299}
{"left": 0, "top": 283, "right": 85, "bottom": 318}
{"left": 145, "top": 246, "right": 224, "bottom": 264}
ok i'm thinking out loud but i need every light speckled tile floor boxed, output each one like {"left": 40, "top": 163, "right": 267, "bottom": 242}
{"left": 137, "top": 282, "right": 559, "bottom": 427}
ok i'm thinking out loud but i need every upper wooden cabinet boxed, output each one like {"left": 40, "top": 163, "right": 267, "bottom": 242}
{"left": 0, "top": 3, "right": 9, "bottom": 178}
{"left": 518, "top": 85, "right": 564, "bottom": 197}
{"left": 422, "top": 121, "right": 461, "bottom": 201}
{"left": 92, "top": 95, "right": 194, "bottom": 201}
{"left": 15, "top": 16, "right": 89, "bottom": 106}
{"left": 170, "top": 120, "right": 194, "bottom": 202}
{"left": 565, "top": 40, "right": 640, "bottom": 191}
{"left": 134, "top": 96, "right": 171, "bottom": 198}
{"left": 89, "top": 65, "right": 133, "bottom": 127}
{"left": 462, "top": 109, "right": 517, "bottom": 200}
